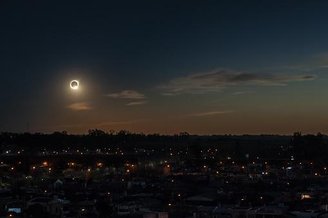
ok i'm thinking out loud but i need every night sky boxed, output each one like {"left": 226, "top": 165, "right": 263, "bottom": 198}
{"left": 1, "top": 1, "right": 328, "bottom": 134}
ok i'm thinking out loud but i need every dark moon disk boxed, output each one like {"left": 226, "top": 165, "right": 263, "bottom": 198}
{"left": 70, "top": 80, "right": 79, "bottom": 90}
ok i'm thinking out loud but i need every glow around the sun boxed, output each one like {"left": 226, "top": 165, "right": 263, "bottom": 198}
{"left": 70, "top": 80, "right": 79, "bottom": 90}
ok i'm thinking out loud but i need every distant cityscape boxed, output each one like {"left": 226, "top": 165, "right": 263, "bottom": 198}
{"left": 0, "top": 131, "right": 328, "bottom": 218}
{"left": 1, "top": 0, "right": 328, "bottom": 218}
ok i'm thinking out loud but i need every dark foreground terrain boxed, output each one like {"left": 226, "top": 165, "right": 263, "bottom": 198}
{"left": 0, "top": 131, "right": 328, "bottom": 218}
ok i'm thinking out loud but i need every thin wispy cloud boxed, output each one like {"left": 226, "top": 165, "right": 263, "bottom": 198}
{"left": 67, "top": 102, "right": 92, "bottom": 111}
{"left": 42, "top": 119, "right": 147, "bottom": 132}
{"left": 232, "top": 91, "right": 255, "bottom": 95}
{"left": 106, "top": 90, "right": 146, "bottom": 99}
{"left": 96, "top": 119, "right": 147, "bottom": 127}
{"left": 303, "top": 52, "right": 328, "bottom": 70}
{"left": 126, "top": 101, "right": 147, "bottom": 106}
{"left": 160, "top": 69, "right": 316, "bottom": 95}
{"left": 188, "top": 110, "right": 234, "bottom": 117}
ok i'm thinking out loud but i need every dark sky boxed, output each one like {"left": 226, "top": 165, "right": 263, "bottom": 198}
{"left": 1, "top": 0, "right": 328, "bottom": 134}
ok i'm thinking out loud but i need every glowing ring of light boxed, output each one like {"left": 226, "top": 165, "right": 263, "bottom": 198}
{"left": 70, "top": 80, "right": 79, "bottom": 90}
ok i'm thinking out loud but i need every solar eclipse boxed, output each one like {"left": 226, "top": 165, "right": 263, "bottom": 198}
{"left": 70, "top": 80, "right": 79, "bottom": 90}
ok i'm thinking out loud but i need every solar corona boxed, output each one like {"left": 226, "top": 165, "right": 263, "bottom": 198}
{"left": 70, "top": 80, "right": 79, "bottom": 90}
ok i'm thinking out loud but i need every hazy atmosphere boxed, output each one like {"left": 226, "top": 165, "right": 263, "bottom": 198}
{"left": 1, "top": 1, "right": 328, "bottom": 134}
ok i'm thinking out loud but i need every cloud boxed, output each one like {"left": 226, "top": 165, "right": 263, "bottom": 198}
{"left": 160, "top": 69, "right": 316, "bottom": 95}
{"left": 67, "top": 102, "right": 92, "bottom": 111}
{"left": 126, "top": 101, "right": 147, "bottom": 106}
{"left": 96, "top": 119, "right": 147, "bottom": 127}
{"left": 232, "top": 91, "right": 255, "bottom": 95}
{"left": 43, "top": 119, "right": 147, "bottom": 130}
{"left": 106, "top": 90, "right": 146, "bottom": 99}
{"left": 188, "top": 110, "right": 234, "bottom": 117}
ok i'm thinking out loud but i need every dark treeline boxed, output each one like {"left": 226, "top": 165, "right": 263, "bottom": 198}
{"left": 0, "top": 129, "right": 288, "bottom": 148}
{"left": 0, "top": 130, "right": 327, "bottom": 160}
